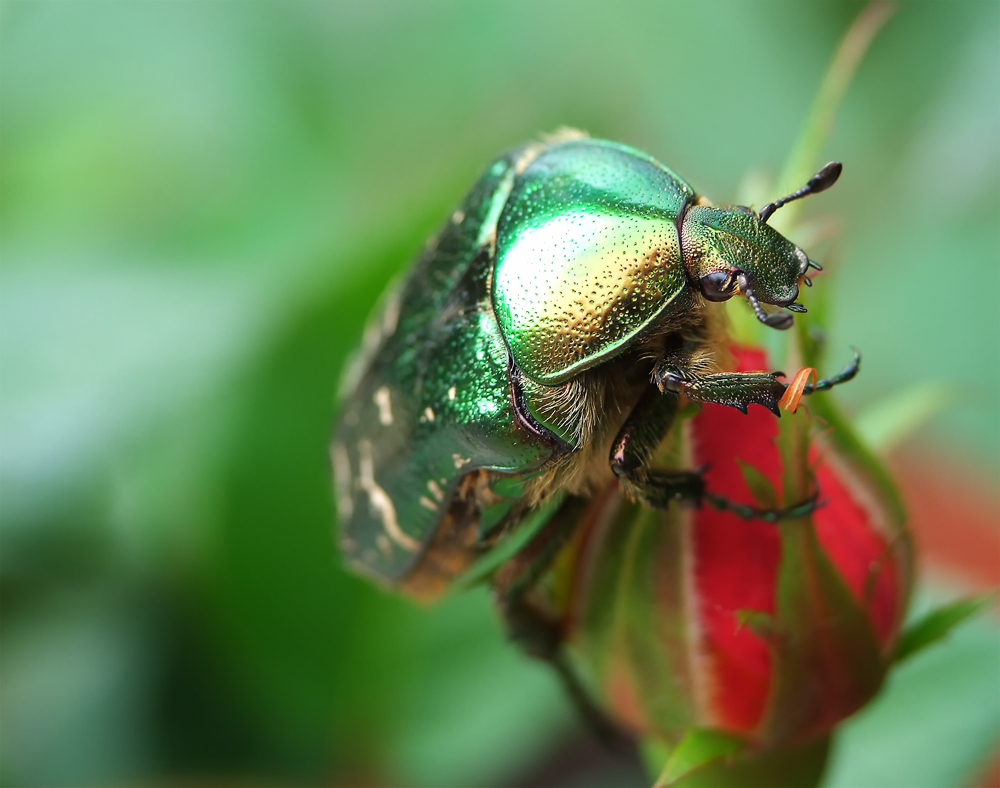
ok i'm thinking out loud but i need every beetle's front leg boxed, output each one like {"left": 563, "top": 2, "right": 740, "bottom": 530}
{"left": 655, "top": 364, "right": 788, "bottom": 415}
{"left": 609, "top": 387, "right": 706, "bottom": 509}
{"left": 654, "top": 350, "right": 861, "bottom": 413}
{"left": 646, "top": 351, "right": 861, "bottom": 521}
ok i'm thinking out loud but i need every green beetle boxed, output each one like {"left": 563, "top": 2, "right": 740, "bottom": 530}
{"left": 332, "top": 131, "right": 854, "bottom": 601}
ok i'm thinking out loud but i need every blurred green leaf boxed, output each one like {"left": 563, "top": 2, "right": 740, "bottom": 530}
{"left": 773, "top": 1, "right": 895, "bottom": 230}
{"left": 893, "top": 591, "right": 999, "bottom": 663}
{"left": 825, "top": 587, "right": 1000, "bottom": 788}
{"left": 854, "top": 380, "right": 955, "bottom": 453}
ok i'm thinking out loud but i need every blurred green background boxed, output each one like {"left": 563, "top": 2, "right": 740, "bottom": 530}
{"left": 2, "top": 2, "right": 998, "bottom": 786}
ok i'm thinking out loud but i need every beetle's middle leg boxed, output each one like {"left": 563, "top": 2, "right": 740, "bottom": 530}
{"left": 609, "top": 373, "right": 819, "bottom": 520}
{"left": 609, "top": 386, "right": 706, "bottom": 509}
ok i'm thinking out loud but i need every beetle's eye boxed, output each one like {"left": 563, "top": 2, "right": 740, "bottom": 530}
{"left": 699, "top": 271, "right": 736, "bottom": 302}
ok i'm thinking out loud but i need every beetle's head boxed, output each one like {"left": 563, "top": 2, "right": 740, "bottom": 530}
{"left": 680, "top": 162, "right": 840, "bottom": 330}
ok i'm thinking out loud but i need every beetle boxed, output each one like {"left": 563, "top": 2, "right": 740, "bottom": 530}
{"left": 332, "top": 131, "right": 859, "bottom": 734}
{"left": 332, "top": 130, "right": 855, "bottom": 604}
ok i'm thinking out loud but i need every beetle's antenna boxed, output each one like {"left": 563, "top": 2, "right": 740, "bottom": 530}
{"left": 759, "top": 162, "right": 843, "bottom": 223}
{"left": 738, "top": 274, "right": 793, "bottom": 330}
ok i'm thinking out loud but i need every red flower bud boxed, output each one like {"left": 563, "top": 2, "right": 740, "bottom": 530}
{"left": 558, "top": 348, "right": 911, "bottom": 753}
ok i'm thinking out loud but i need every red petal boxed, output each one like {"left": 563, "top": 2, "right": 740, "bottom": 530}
{"left": 812, "top": 454, "right": 901, "bottom": 646}
{"left": 689, "top": 348, "right": 782, "bottom": 733}
{"left": 687, "top": 348, "right": 901, "bottom": 733}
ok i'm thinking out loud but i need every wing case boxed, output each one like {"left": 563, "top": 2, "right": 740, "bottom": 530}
{"left": 334, "top": 149, "right": 554, "bottom": 584}
{"left": 493, "top": 139, "right": 696, "bottom": 385}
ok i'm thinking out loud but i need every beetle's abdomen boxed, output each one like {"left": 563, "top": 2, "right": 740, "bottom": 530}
{"left": 493, "top": 140, "right": 696, "bottom": 385}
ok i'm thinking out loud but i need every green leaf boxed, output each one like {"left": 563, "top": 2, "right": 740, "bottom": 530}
{"left": 893, "top": 591, "right": 999, "bottom": 663}
{"left": 652, "top": 729, "right": 745, "bottom": 787}
{"left": 824, "top": 586, "right": 1000, "bottom": 788}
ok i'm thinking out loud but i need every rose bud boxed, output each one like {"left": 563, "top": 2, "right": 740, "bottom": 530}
{"left": 547, "top": 347, "right": 911, "bottom": 781}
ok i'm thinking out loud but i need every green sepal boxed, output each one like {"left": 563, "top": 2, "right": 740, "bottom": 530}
{"left": 652, "top": 729, "right": 745, "bottom": 787}
{"left": 795, "top": 321, "right": 907, "bottom": 531}
{"left": 567, "top": 413, "right": 705, "bottom": 737}
{"left": 759, "top": 407, "right": 886, "bottom": 745}
{"left": 648, "top": 731, "right": 830, "bottom": 788}
{"left": 568, "top": 495, "right": 638, "bottom": 695}
{"left": 574, "top": 499, "right": 700, "bottom": 735}
{"left": 893, "top": 591, "right": 999, "bottom": 663}
{"left": 737, "top": 459, "right": 780, "bottom": 510}
{"left": 737, "top": 609, "right": 778, "bottom": 641}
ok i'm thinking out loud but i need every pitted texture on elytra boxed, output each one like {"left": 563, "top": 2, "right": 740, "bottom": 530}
{"left": 335, "top": 148, "right": 554, "bottom": 584}
{"left": 494, "top": 140, "right": 695, "bottom": 385}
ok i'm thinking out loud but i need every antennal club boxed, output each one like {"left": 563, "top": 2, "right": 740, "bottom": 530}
{"left": 759, "top": 162, "right": 843, "bottom": 223}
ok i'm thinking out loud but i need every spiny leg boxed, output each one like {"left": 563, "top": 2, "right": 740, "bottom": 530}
{"left": 654, "top": 350, "right": 861, "bottom": 411}
{"left": 649, "top": 351, "right": 861, "bottom": 520}
{"left": 702, "top": 489, "right": 821, "bottom": 523}
{"left": 655, "top": 364, "right": 788, "bottom": 415}
{"left": 492, "top": 497, "right": 629, "bottom": 748}
{"left": 610, "top": 368, "right": 806, "bottom": 517}
{"left": 609, "top": 386, "right": 705, "bottom": 509}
